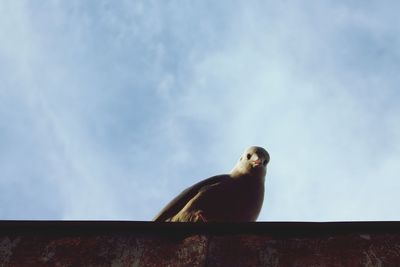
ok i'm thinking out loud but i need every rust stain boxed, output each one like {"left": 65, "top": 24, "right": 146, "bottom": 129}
{"left": 0, "top": 222, "right": 400, "bottom": 266}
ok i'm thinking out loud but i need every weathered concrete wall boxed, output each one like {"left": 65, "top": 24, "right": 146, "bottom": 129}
{"left": 0, "top": 221, "right": 399, "bottom": 266}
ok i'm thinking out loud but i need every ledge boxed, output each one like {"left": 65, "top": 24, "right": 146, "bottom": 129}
{"left": 1, "top": 221, "right": 399, "bottom": 266}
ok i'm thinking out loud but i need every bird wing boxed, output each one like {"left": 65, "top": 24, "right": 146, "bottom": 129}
{"left": 153, "top": 174, "right": 229, "bottom": 222}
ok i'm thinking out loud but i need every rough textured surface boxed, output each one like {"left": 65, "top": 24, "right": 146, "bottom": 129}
{"left": 206, "top": 233, "right": 400, "bottom": 267}
{"left": 0, "top": 221, "right": 400, "bottom": 266}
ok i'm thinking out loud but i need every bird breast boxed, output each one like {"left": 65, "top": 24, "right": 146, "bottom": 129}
{"left": 202, "top": 177, "right": 265, "bottom": 222}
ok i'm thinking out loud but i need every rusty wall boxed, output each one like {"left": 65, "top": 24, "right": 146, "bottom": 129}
{"left": 0, "top": 221, "right": 399, "bottom": 266}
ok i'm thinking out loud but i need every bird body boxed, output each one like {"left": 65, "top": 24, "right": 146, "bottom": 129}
{"left": 154, "top": 146, "right": 269, "bottom": 222}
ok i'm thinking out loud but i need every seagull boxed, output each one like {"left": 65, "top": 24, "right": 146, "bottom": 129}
{"left": 154, "top": 146, "right": 269, "bottom": 222}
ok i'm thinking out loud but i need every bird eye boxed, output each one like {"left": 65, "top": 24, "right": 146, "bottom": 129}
{"left": 246, "top": 153, "right": 251, "bottom": 160}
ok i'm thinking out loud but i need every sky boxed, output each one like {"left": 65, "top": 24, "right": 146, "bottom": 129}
{"left": 1, "top": 1, "right": 400, "bottom": 221}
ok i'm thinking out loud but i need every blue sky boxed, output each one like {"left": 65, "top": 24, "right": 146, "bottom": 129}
{"left": 1, "top": 1, "right": 400, "bottom": 221}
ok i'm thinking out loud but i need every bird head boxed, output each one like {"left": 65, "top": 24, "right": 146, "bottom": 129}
{"left": 231, "top": 146, "right": 270, "bottom": 178}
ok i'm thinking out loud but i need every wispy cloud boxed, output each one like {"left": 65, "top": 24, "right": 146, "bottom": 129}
{"left": 1, "top": 1, "right": 400, "bottom": 220}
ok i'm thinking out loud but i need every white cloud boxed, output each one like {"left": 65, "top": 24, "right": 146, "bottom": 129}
{"left": 158, "top": 1, "right": 400, "bottom": 221}
{"left": 1, "top": 1, "right": 400, "bottom": 221}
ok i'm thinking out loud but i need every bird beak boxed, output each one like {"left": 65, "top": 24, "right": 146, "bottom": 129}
{"left": 252, "top": 159, "right": 262, "bottom": 167}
